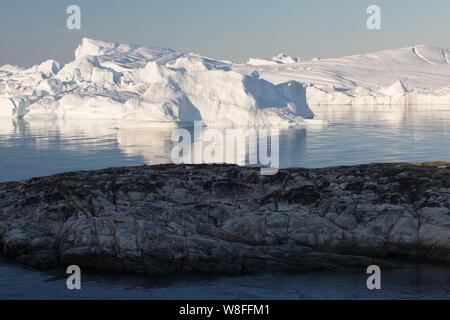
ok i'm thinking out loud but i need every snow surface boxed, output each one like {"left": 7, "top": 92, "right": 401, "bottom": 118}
{"left": 1, "top": 39, "right": 450, "bottom": 125}
{"left": 240, "top": 45, "right": 450, "bottom": 106}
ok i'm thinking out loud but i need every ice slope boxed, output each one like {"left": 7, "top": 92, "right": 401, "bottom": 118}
{"left": 0, "top": 38, "right": 314, "bottom": 127}
{"left": 238, "top": 45, "right": 450, "bottom": 105}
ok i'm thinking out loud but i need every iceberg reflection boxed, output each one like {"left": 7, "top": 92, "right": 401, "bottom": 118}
{"left": 1, "top": 105, "right": 450, "bottom": 182}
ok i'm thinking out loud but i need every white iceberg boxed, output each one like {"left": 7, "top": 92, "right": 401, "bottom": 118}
{"left": 0, "top": 97, "right": 30, "bottom": 118}
{"left": 3, "top": 40, "right": 450, "bottom": 125}
{"left": 237, "top": 45, "right": 450, "bottom": 106}
{"left": 0, "top": 38, "right": 315, "bottom": 127}
{"left": 272, "top": 53, "right": 300, "bottom": 64}
{"left": 246, "top": 53, "right": 299, "bottom": 66}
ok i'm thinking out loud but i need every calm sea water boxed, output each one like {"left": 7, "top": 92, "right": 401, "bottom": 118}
{"left": 1, "top": 105, "right": 450, "bottom": 182}
{"left": 0, "top": 105, "right": 450, "bottom": 299}
{"left": 1, "top": 257, "right": 449, "bottom": 300}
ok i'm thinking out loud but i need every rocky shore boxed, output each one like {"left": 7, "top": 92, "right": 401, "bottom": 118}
{"left": 0, "top": 162, "right": 449, "bottom": 274}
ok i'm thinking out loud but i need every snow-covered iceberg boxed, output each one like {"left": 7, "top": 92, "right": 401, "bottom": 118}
{"left": 239, "top": 45, "right": 450, "bottom": 106}
{"left": 3, "top": 40, "right": 450, "bottom": 124}
{"left": 247, "top": 53, "right": 300, "bottom": 66}
{"left": 0, "top": 38, "right": 315, "bottom": 127}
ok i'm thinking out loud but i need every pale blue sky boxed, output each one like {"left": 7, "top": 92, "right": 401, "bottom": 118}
{"left": 1, "top": 0, "right": 449, "bottom": 66}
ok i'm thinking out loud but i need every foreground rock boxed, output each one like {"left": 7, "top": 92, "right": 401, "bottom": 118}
{"left": 0, "top": 162, "right": 449, "bottom": 274}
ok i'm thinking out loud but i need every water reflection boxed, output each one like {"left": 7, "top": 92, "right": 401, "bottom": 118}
{"left": 1, "top": 105, "right": 450, "bottom": 182}
{"left": 117, "top": 127, "right": 175, "bottom": 165}
{"left": 1, "top": 256, "right": 450, "bottom": 299}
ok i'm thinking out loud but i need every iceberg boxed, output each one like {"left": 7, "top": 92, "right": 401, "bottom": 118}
{"left": 246, "top": 53, "right": 299, "bottom": 66}
{"left": 3, "top": 40, "right": 450, "bottom": 125}
{"left": 239, "top": 45, "right": 450, "bottom": 106}
{"left": 0, "top": 97, "right": 30, "bottom": 118}
{"left": 0, "top": 38, "right": 315, "bottom": 127}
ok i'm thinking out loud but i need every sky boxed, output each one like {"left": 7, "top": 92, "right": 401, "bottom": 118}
{"left": 1, "top": 0, "right": 449, "bottom": 67}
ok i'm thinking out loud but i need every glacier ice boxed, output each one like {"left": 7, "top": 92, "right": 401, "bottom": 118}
{"left": 247, "top": 53, "right": 299, "bottom": 66}
{"left": 2, "top": 39, "right": 450, "bottom": 126}
{"left": 0, "top": 38, "right": 314, "bottom": 127}
{"left": 241, "top": 45, "right": 450, "bottom": 106}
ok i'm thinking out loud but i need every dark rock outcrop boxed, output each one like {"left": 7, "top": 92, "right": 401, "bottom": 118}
{"left": 0, "top": 162, "right": 449, "bottom": 274}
